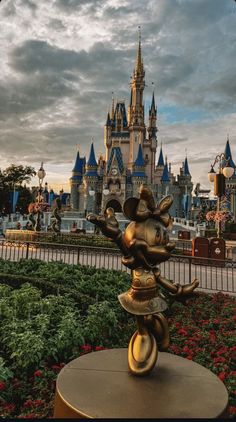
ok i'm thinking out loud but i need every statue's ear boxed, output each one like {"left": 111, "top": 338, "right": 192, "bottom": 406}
{"left": 159, "top": 195, "right": 173, "bottom": 213}
{"left": 123, "top": 197, "right": 139, "bottom": 220}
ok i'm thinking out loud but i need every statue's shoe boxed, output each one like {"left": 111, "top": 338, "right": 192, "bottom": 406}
{"left": 128, "top": 329, "right": 158, "bottom": 376}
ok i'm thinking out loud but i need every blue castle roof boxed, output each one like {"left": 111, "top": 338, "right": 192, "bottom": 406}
{"left": 71, "top": 150, "right": 85, "bottom": 182}
{"left": 111, "top": 102, "right": 128, "bottom": 128}
{"left": 85, "top": 143, "right": 98, "bottom": 177}
{"left": 183, "top": 157, "right": 190, "bottom": 175}
{"left": 87, "top": 143, "right": 97, "bottom": 167}
{"left": 133, "top": 144, "right": 145, "bottom": 177}
{"left": 161, "top": 161, "right": 170, "bottom": 182}
{"left": 72, "top": 150, "right": 85, "bottom": 174}
{"left": 157, "top": 146, "right": 164, "bottom": 166}
{"left": 134, "top": 143, "right": 145, "bottom": 167}
{"left": 107, "top": 146, "right": 124, "bottom": 174}
{"left": 224, "top": 139, "right": 235, "bottom": 169}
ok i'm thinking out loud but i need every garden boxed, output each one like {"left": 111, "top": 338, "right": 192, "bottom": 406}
{"left": 0, "top": 259, "right": 235, "bottom": 418}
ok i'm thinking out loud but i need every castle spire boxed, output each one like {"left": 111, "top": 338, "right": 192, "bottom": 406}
{"left": 105, "top": 112, "right": 111, "bottom": 126}
{"left": 111, "top": 92, "right": 115, "bottom": 120}
{"left": 157, "top": 144, "right": 164, "bottom": 166}
{"left": 161, "top": 155, "right": 170, "bottom": 182}
{"left": 148, "top": 90, "right": 157, "bottom": 141}
{"left": 85, "top": 142, "right": 98, "bottom": 177}
{"left": 134, "top": 143, "right": 145, "bottom": 167}
{"left": 133, "top": 143, "right": 146, "bottom": 177}
{"left": 87, "top": 142, "right": 97, "bottom": 167}
{"left": 224, "top": 134, "right": 235, "bottom": 169}
{"left": 183, "top": 156, "right": 190, "bottom": 176}
{"left": 151, "top": 91, "right": 156, "bottom": 111}
{"left": 135, "top": 26, "right": 143, "bottom": 75}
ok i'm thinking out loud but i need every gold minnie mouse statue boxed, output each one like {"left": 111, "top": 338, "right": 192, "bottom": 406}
{"left": 87, "top": 185, "right": 199, "bottom": 376}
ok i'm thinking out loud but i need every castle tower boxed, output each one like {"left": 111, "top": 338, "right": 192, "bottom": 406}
{"left": 177, "top": 155, "right": 193, "bottom": 219}
{"left": 161, "top": 155, "right": 170, "bottom": 196}
{"left": 128, "top": 30, "right": 146, "bottom": 168}
{"left": 155, "top": 143, "right": 165, "bottom": 183}
{"left": 70, "top": 148, "right": 85, "bottom": 210}
{"left": 83, "top": 143, "right": 98, "bottom": 213}
{"left": 143, "top": 91, "right": 158, "bottom": 183}
{"left": 223, "top": 135, "right": 236, "bottom": 219}
{"left": 104, "top": 112, "right": 112, "bottom": 161}
{"left": 132, "top": 143, "right": 147, "bottom": 196}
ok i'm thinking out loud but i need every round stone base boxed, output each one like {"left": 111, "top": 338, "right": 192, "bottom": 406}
{"left": 54, "top": 348, "right": 228, "bottom": 419}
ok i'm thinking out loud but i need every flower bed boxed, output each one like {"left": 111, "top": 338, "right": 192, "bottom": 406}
{"left": 0, "top": 261, "right": 235, "bottom": 418}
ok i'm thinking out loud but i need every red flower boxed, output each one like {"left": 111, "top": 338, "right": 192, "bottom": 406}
{"left": 51, "top": 365, "right": 61, "bottom": 372}
{"left": 3, "top": 403, "right": 15, "bottom": 412}
{"left": 0, "top": 381, "right": 6, "bottom": 392}
{"left": 95, "top": 346, "right": 106, "bottom": 351}
{"left": 33, "top": 399, "right": 44, "bottom": 407}
{"left": 186, "top": 355, "right": 193, "bottom": 360}
{"left": 178, "top": 328, "right": 188, "bottom": 336}
{"left": 23, "top": 400, "right": 33, "bottom": 409}
{"left": 81, "top": 344, "right": 92, "bottom": 353}
{"left": 218, "top": 372, "right": 226, "bottom": 381}
{"left": 34, "top": 370, "right": 43, "bottom": 378}
{"left": 214, "top": 357, "right": 226, "bottom": 364}
{"left": 229, "top": 406, "right": 236, "bottom": 415}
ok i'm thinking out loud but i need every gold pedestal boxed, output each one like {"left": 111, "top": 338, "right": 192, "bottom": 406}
{"left": 54, "top": 348, "right": 228, "bottom": 419}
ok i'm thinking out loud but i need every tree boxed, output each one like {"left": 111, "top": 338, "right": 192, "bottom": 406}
{"left": 1, "top": 165, "right": 36, "bottom": 188}
{"left": 0, "top": 165, "right": 36, "bottom": 213}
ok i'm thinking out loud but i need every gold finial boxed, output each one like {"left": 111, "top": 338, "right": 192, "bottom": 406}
{"left": 135, "top": 25, "right": 143, "bottom": 74}
{"left": 138, "top": 25, "right": 141, "bottom": 43}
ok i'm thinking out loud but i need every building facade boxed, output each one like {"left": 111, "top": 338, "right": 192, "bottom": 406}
{"left": 70, "top": 38, "right": 193, "bottom": 218}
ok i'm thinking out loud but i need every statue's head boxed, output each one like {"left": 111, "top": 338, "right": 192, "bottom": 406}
{"left": 122, "top": 185, "right": 175, "bottom": 269}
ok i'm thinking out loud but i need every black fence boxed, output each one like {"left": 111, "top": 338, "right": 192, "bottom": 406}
{"left": 0, "top": 240, "right": 235, "bottom": 294}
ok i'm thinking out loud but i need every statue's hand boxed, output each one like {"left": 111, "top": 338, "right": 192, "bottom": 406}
{"left": 171, "top": 279, "right": 199, "bottom": 305}
{"left": 87, "top": 209, "right": 120, "bottom": 239}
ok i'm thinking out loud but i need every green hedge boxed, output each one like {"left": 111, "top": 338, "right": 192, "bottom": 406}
{"left": 0, "top": 272, "right": 95, "bottom": 312}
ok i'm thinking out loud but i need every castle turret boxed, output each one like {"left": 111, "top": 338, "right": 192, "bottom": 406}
{"left": 183, "top": 156, "right": 190, "bottom": 176}
{"left": 161, "top": 156, "right": 170, "bottom": 196}
{"left": 224, "top": 135, "right": 236, "bottom": 170}
{"left": 133, "top": 143, "right": 145, "bottom": 176}
{"left": 104, "top": 111, "right": 112, "bottom": 161}
{"left": 70, "top": 148, "right": 85, "bottom": 210}
{"left": 177, "top": 154, "right": 193, "bottom": 219}
{"left": 132, "top": 143, "right": 146, "bottom": 196}
{"left": 148, "top": 92, "right": 157, "bottom": 141}
{"left": 157, "top": 144, "right": 164, "bottom": 167}
{"left": 85, "top": 143, "right": 98, "bottom": 176}
{"left": 84, "top": 143, "right": 98, "bottom": 213}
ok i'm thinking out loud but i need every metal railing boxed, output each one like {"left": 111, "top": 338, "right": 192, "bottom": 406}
{"left": 0, "top": 240, "right": 235, "bottom": 294}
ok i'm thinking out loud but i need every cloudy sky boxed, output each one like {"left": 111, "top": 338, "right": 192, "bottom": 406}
{"left": 0, "top": 0, "right": 236, "bottom": 193}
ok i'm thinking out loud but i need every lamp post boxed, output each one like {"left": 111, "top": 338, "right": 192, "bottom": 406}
{"left": 35, "top": 162, "right": 46, "bottom": 231}
{"left": 208, "top": 153, "right": 234, "bottom": 237}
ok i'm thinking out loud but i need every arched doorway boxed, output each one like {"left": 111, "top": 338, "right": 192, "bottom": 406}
{"left": 105, "top": 199, "right": 122, "bottom": 213}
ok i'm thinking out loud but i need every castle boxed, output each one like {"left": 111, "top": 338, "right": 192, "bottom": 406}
{"left": 70, "top": 36, "right": 193, "bottom": 218}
